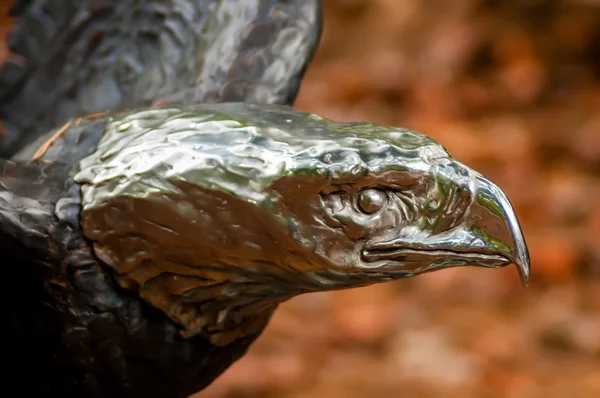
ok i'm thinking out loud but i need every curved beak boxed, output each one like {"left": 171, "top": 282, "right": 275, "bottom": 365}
{"left": 469, "top": 174, "right": 530, "bottom": 286}
{"left": 363, "top": 165, "right": 530, "bottom": 286}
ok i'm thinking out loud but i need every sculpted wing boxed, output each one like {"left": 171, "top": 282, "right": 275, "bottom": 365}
{"left": 0, "top": 0, "right": 322, "bottom": 156}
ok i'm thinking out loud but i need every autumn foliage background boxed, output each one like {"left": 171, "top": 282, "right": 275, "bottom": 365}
{"left": 2, "top": 1, "right": 600, "bottom": 397}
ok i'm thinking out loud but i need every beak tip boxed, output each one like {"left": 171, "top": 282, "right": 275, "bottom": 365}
{"left": 518, "top": 267, "right": 530, "bottom": 287}
{"left": 514, "top": 246, "right": 531, "bottom": 288}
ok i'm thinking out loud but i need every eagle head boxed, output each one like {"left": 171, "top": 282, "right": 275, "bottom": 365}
{"left": 75, "top": 103, "right": 529, "bottom": 345}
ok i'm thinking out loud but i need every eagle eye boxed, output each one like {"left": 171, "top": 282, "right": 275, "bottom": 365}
{"left": 357, "top": 189, "right": 387, "bottom": 214}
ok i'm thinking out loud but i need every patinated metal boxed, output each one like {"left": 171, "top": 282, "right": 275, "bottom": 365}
{"left": 70, "top": 103, "right": 530, "bottom": 346}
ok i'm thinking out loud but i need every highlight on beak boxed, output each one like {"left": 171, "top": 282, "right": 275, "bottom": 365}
{"left": 471, "top": 174, "right": 531, "bottom": 286}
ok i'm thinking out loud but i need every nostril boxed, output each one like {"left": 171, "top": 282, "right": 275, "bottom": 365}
{"left": 424, "top": 197, "right": 440, "bottom": 212}
{"left": 425, "top": 186, "right": 473, "bottom": 235}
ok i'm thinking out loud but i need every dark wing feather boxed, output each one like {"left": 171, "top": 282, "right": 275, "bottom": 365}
{"left": 0, "top": 158, "right": 80, "bottom": 394}
{"left": 0, "top": 0, "right": 322, "bottom": 156}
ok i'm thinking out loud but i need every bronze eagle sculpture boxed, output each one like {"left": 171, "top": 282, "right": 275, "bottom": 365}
{"left": 0, "top": 1, "right": 529, "bottom": 397}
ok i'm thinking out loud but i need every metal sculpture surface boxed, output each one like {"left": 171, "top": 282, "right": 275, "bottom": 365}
{"left": 0, "top": 1, "right": 530, "bottom": 397}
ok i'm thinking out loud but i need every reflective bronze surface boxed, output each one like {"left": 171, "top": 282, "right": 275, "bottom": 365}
{"left": 74, "top": 103, "right": 530, "bottom": 346}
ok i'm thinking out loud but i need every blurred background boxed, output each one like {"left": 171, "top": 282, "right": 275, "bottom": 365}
{"left": 3, "top": 0, "right": 600, "bottom": 397}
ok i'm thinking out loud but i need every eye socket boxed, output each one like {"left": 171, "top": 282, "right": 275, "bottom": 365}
{"left": 357, "top": 189, "right": 387, "bottom": 214}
